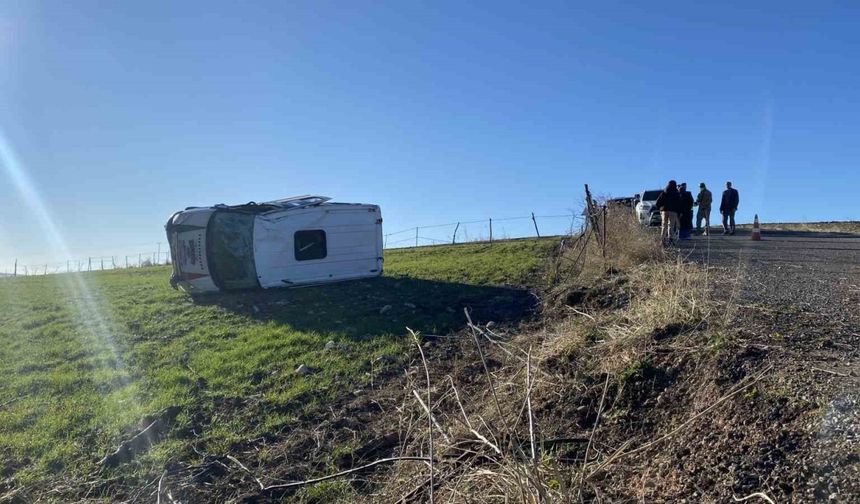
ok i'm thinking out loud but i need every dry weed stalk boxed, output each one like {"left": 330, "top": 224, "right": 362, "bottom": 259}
{"left": 408, "top": 327, "right": 435, "bottom": 504}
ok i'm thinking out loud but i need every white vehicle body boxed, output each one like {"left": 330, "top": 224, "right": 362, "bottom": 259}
{"left": 634, "top": 189, "right": 663, "bottom": 227}
{"left": 165, "top": 196, "right": 383, "bottom": 293}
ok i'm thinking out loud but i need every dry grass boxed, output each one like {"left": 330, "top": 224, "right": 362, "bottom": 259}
{"left": 360, "top": 209, "right": 723, "bottom": 502}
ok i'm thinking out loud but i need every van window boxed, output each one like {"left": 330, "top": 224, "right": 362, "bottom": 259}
{"left": 295, "top": 230, "right": 327, "bottom": 261}
{"left": 207, "top": 212, "right": 259, "bottom": 290}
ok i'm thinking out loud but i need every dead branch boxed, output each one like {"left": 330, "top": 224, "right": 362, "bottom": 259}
{"left": 261, "top": 457, "right": 432, "bottom": 492}
{"left": 526, "top": 346, "right": 536, "bottom": 463}
{"left": 98, "top": 418, "right": 159, "bottom": 467}
{"left": 155, "top": 470, "right": 167, "bottom": 504}
{"left": 811, "top": 366, "right": 850, "bottom": 378}
{"left": 409, "top": 328, "right": 435, "bottom": 504}
{"left": 447, "top": 375, "right": 472, "bottom": 430}
{"left": 733, "top": 491, "right": 777, "bottom": 504}
{"left": 412, "top": 389, "right": 452, "bottom": 444}
{"left": 98, "top": 406, "right": 181, "bottom": 467}
{"left": 580, "top": 374, "right": 610, "bottom": 494}
{"left": 464, "top": 309, "right": 512, "bottom": 437}
{"left": 226, "top": 455, "right": 264, "bottom": 490}
{"left": 565, "top": 305, "right": 596, "bottom": 321}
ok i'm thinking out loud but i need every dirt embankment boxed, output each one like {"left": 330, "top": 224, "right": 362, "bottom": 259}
{"left": 328, "top": 218, "right": 860, "bottom": 502}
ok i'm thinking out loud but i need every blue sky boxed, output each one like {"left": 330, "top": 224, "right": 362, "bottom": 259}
{"left": 1, "top": 0, "right": 858, "bottom": 265}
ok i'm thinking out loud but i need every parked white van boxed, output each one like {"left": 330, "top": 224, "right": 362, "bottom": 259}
{"left": 165, "top": 196, "right": 383, "bottom": 293}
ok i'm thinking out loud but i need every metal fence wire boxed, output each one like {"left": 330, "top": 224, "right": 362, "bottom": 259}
{"left": 1, "top": 250, "right": 172, "bottom": 277}
{"left": 383, "top": 213, "right": 582, "bottom": 249}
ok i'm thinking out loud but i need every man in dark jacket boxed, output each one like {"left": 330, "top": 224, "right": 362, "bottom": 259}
{"left": 720, "top": 181, "right": 740, "bottom": 235}
{"left": 678, "top": 183, "right": 695, "bottom": 240}
{"left": 655, "top": 180, "right": 681, "bottom": 244}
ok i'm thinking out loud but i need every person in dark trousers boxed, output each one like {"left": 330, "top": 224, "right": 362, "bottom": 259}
{"left": 678, "top": 183, "right": 695, "bottom": 240}
{"left": 720, "top": 181, "right": 740, "bottom": 235}
{"left": 695, "top": 182, "right": 713, "bottom": 235}
{"left": 655, "top": 180, "right": 681, "bottom": 245}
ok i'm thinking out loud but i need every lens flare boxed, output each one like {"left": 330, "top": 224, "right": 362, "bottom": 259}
{"left": 0, "top": 129, "right": 127, "bottom": 372}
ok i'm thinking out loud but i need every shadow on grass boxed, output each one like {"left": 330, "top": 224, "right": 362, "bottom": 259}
{"left": 192, "top": 275, "right": 536, "bottom": 339}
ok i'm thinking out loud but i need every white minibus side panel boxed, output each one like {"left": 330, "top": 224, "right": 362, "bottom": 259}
{"left": 254, "top": 205, "right": 383, "bottom": 288}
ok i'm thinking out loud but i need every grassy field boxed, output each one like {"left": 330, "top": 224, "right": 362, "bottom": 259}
{"left": 0, "top": 238, "right": 558, "bottom": 499}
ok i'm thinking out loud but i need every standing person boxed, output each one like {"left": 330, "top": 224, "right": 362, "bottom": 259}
{"left": 678, "top": 183, "right": 695, "bottom": 240}
{"left": 720, "top": 181, "right": 740, "bottom": 235}
{"left": 655, "top": 180, "right": 681, "bottom": 245}
{"left": 695, "top": 182, "right": 713, "bottom": 235}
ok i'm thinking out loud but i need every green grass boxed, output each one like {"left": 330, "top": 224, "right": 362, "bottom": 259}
{"left": 385, "top": 238, "right": 559, "bottom": 286}
{"left": 0, "top": 238, "right": 558, "bottom": 498}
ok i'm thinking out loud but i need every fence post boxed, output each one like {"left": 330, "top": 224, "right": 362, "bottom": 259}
{"left": 125, "top": 256, "right": 129, "bottom": 269}
{"left": 157, "top": 243, "right": 161, "bottom": 265}
{"left": 44, "top": 265, "right": 48, "bottom": 275}
{"left": 13, "top": 259, "right": 16, "bottom": 277}
{"left": 415, "top": 227, "right": 419, "bottom": 247}
{"left": 88, "top": 257, "right": 91, "bottom": 272}
{"left": 602, "top": 205, "right": 607, "bottom": 259}
{"left": 67, "top": 260, "right": 70, "bottom": 273}
{"left": 101, "top": 258, "right": 104, "bottom": 270}
{"left": 452, "top": 222, "right": 460, "bottom": 244}
{"left": 489, "top": 218, "right": 493, "bottom": 243}
{"left": 138, "top": 253, "right": 142, "bottom": 267}
{"left": 531, "top": 212, "right": 540, "bottom": 237}
{"left": 584, "top": 184, "right": 605, "bottom": 253}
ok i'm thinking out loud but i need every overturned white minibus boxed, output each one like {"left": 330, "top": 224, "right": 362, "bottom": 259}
{"left": 165, "top": 196, "right": 383, "bottom": 293}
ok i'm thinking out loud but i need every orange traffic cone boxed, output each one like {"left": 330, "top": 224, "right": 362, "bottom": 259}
{"left": 751, "top": 214, "right": 762, "bottom": 241}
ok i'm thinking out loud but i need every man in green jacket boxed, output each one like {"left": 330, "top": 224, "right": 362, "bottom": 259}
{"left": 695, "top": 182, "right": 713, "bottom": 235}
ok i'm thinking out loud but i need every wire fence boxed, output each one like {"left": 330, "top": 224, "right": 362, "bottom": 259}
{"left": 1, "top": 247, "right": 172, "bottom": 277}
{"left": 383, "top": 213, "right": 583, "bottom": 249}
{"left": 0, "top": 212, "right": 584, "bottom": 278}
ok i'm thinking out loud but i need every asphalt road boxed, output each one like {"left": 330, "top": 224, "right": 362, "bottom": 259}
{"left": 681, "top": 229, "right": 860, "bottom": 312}
{"left": 682, "top": 228, "right": 860, "bottom": 501}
